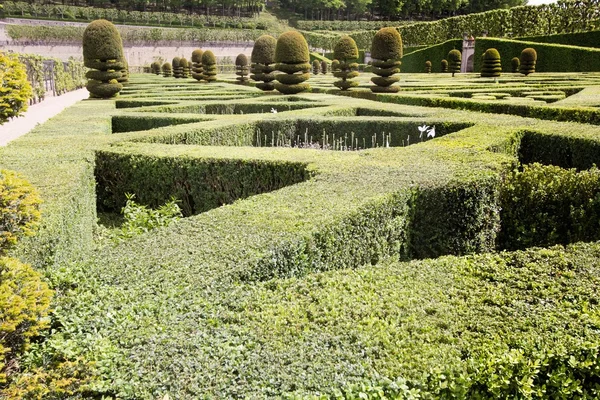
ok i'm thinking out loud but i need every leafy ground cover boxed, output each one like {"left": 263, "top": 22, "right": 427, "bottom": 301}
{"left": 3, "top": 72, "right": 600, "bottom": 397}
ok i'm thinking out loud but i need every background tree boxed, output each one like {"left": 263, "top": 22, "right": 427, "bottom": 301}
{"left": 370, "top": 27, "right": 402, "bottom": 93}
{"left": 321, "top": 60, "right": 328, "bottom": 74}
{"left": 312, "top": 60, "right": 320, "bottom": 75}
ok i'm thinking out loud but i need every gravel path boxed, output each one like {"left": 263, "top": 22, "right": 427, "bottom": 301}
{"left": 0, "top": 88, "right": 89, "bottom": 146}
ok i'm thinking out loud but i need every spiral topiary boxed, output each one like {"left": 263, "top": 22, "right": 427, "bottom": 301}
{"left": 162, "top": 62, "right": 172, "bottom": 77}
{"left": 425, "top": 60, "right": 432, "bottom": 73}
{"left": 441, "top": 59, "right": 448, "bottom": 73}
{"left": 191, "top": 49, "right": 204, "bottom": 81}
{"left": 520, "top": 48, "right": 537, "bottom": 76}
{"left": 172, "top": 57, "right": 182, "bottom": 78}
{"left": 511, "top": 57, "right": 520, "bottom": 73}
{"left": 481, "top": 48, "right": 501, "bottom": 78}
{"left": 321, "top": 60, "right": 328, "bottom": 74}
{"left": 370, "top": 27, "right": 402, "bottom": 93}
{"left": 448, "top": 49, "right": 461, "bottom": 77}
{"left": 331, "top": 59, "right": 340, "bottom": 72}
{"left": 82, "top": 19, "right": 124, "bottom": 98}
{"left": 236, "top": 53, "right": 249, "bottom": 84}
{"left": 333, "top": 35, "right": 359, "bottom": 91}
{"left": 274, "top": 31, "right": 311, "bottom": 95}
{"left": 312, "top": 60, "right": 320, "bottom": 75}
{"left": 202, "top": 50, "right": 217, "bottom": 82}
{"left": 180, "top": 58, "right": 189, "bottom": 78}
{"left": 250, "top": 34, "right": 277, "bottom": 91}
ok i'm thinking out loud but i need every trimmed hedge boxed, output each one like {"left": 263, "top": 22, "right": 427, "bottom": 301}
{"left": 518, "top": 29, "right": 600, "bottom": 49}
{"left": 400, "top": 39, "right": 461, "bottom": 73}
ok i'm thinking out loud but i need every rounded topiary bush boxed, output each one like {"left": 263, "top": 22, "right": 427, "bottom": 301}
{"left": 151, "top": 61, "right": 161, "bottom": 75}
{"left": 333, "top": 35, "right": 359, "bottom": 91}
{"left": 331, "top": 59, "right": 340, "bottom": 72}
{"left": 82, "top": 19, "right": 124, "bottom": 98}
{"left": 162, "top": 62, "right": 172, "bottom": 77}
{"left": 321, "top": 60, "right": 328, "bottom": 74}
{"left": 180, "top": 58, "right": 189, "bottom": 78}
{"left": 202, "top": 50, "right": 217, "bottom": 82}
{"left": 520, "top": 48, "right": 537, "bottom": 76}
{"left": 172, "top": 56, "right": 182, "bottom": 78}
{"left": 191, "top": 49, "right": 204, "bottom": 81}
{"left": 441, "top": 59, "right": 448, "bottom": 73}
{"left": 511, "top": 56, "right": 520, "bottom": 73}
{"left": 312, "top": 60, "right": 320, "bottom": 75}
{"left": 425, "top": 60, "right": 432, "bottom": 73}
{"left": 0, "top": 52, "right": 32, "bottom": 124}
{"left": 236, "top": 53, "right": 249, "bottom": 84}
{"left": 370, "top": 27, "right": 402, "bottom": 93}
{"left": 275, "top": 31, "right": 311, "bottom": 95}
{"left": 250, "top": 34, "right": 277, "bottom": 91}
{"left": 481, "top": 48, "right": 501, "bottom": 78}
{"left": 448, "top": 49, "right": 461, "bottom": 77}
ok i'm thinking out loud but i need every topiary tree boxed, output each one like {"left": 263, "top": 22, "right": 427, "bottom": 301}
{"left": 331, "top": 59, "right": 340, "bottom": 72}
{"left": 150, "top": 61, "right": 161, "bottom": 75}
{"left": 441, "top": 59, "right": 448, "bottom": 73}
{"left": 172, "top": 56, "right": 182, "bottom": 78}
{"left": 82, "top": 19, "right": 124, "bottom": 98}
{"left": 202, "top": 50, "right": 217, "bottom": 82}
{"left": 0, "top": 52, "right": 32, "bottom": 124}
{"left": 333, "top": 35, "right": 359, "bottom": 91}
{"left": 370, "top": 27, "right": 402, "bottom": 93}
{"left": 235, "top": 53, "right": 249, "bottom": 84}
{"left": 511, "top": 57, "right": 520, "bottom": 73}
{"left": 180, "top": 58, "right": 189, "bottom": 78}
{"left": 481, "top": 48, "right": 501, "bottom": 78}
{"left": 191, "top": 49, "right": 204, "bottom": 81}
{"left": 520, "top": 48, "right": 537, "bottom": 76}
{"left": 117, "top": 59, "right": 129, "bottom": 84}
{"left": 162, "top": 62, "right": 172, "bottom": 77}
{"left": 448, "top": 49, "right": 461, "bottom": 77}
{"left": 250, "top": 34, "right": 277, "bottom": 91}
{"left": 312, "top": 59, "right": 320, "bottom": 75}
{"left": 425, "top": 60, "right": 432, "bottom": 73}
{"left": 274, "top": 31, "right": 311, "bottom": 95}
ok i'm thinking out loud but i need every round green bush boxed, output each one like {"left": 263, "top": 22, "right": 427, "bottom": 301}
{"left": 481, "top": 48, "right": 501, "bottom": 78}
{"left": 172, "top": 56, "right": 182, "bottom": 78}
{"left": 202, "top": 50, "right": 217, "bottom": 82}
{"left": 441, "top": 59, "right": 448, "bottom": 72}
{"left": 370, "top": 27, "right": 403, "bottom": 61}
{"left": 82, "top": 19, "right": 123, "bottom": 63}
{"left": 180, "top": 58, "right": 189, "bottom": 78}
{"left": 162, "top": 62, "right": 172, "bottom": 77}
{"left": 334, "top": 35, "right": 359, "bottom": 61}
{"left": 511, "top": 57, "right": 520, "bottom": 73}
{"left": 150, "top": 61, "right": 161, "bottom": 75}
{"left": 448, "top": 49, "right": 461, "bottom": 76}
{"left": 520, "top": 48, "right": 537, "bottom": 75}
{"left": 192, "top": 49, "right": 204, "bottom": 63}
{"left": 331, "top": 59, "right": 340, "bottom": 72}
{"left": 236, "top": 53, "right": 248, "bottom": 67}
{"left": 251, "top": 35, "right": 277, "bottom": 65}
{"left": 275, "top": 31, "right": 310, "bottom": 64}
{"left": 425, "top": 60, "right": 432, "bottom": 73}
{"left": 321, "top": 60, "right": 328, "bottom": 74}
{"left": 312, "top": 60, "right": 320, "bottom": 75}
{"left": 0, "top": 52, "right": 32, "bottom": 124}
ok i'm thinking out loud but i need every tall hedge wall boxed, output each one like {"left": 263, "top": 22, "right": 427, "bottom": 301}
{"left": 518, "top": 29, "right": 600, "bottom": 49}
{"left": 401, "top": 40, "right": 462, "bottom": 73}
{"left": 473, "top": 37, "right": 600, "bottom": 72}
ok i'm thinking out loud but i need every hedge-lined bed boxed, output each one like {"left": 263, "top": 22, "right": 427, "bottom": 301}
{"left": 4, "top": 74, "right": 600, "bottom": 397}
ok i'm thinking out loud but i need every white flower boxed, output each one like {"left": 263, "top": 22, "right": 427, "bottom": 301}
{"left": 271, "top": 108, "right": 278, "bottom": 113}
{"left": 427, "top": 125, "right": 436, "bottom": 138}
{"left": 418, "top": 124, "right": 429, "bottom": 138}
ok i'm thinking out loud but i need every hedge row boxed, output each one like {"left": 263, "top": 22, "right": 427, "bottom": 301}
{"left": 297, "top": 20, "right": 409, "bottom": 31}
{"left": 518, "top": 29, "right": 600, "bottom": 49}
{"left": 401, "top": 39, "right": 461, "bottom": 73}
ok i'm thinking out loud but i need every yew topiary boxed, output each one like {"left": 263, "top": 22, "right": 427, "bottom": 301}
{"left": 370, "top": 27, "right": 402, "bottom": 93}
{"left": 481, "top": 48, "right": 501, "bottom": 78}
{"left": 520, "top": 47, "right": 537, "bottom": 76}
{"left": 180, "top": 58, "right": 189, "bottom": 78}
{"left": 151, "top": 61, "right": 161, "bottom": 75}
{"left": 321, "top": 60, "right": 328, "bottom": 74}
{"left": 333, "top": 35, "right": 359, "bottom": 91}
{"left": 172, "top": 56, "right": 182, "bottom": 78}
{"left": 441, "top": 59, "right": 448, "bottom": 72}
{"left": 162, "top": 62, "right": 172, "bottom": 77}
{"left": 236, "top": 53, "right": 249, "bottom": 84}
{"left": 511, "top": 57, "right": 520, "bottom": 73}
{"left": 331, "top": 59, "right": 340, "bottom": 72}
{"left": 312, "top": 60, "right": 320, "bottom": 75}
{"left": 425, "top": 60, "right": 432, "bottom": 73}
{"left": 202, "top": 50, "right": 217, "bottom": 82}
{"left": 275, "top": 31, "right": 311, "bottom": 95}
{"left": 82, "top": 19, "right": 124, "bottom": 98}
{"left": 191, "top": 49, "right": 204, "bottom": 81}
{"left": 250, "top": 35, "right": 277, "bottom": 91}
{"left": 117, "top": 59, "right": 129, "bottom": 84}
{"left": 448, "top": 49, "right": 461, "bottom": 77}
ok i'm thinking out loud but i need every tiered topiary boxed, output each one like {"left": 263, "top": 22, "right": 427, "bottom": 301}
{"left": 162, "top": 62, "right": 172, "bottom": 77}
{"left": 235, "top": 53, "right": 249, "bottom": 84}
{"left": 274, "top": 31, "right": 311, "bottom": 95}
{"left": 172, "top": 57, "right": 182, "bottom": 78}
{"left": 180, "top": 58, "right": 189, "bottom": 78}
{"left": 481, "top": 48, "right": 502, "bottom": 78}
{"left": 202, "top": 50, "right": 217, "bottom": 82}
{"left": 441, "top": 59, "right": 448, "bottom": 72}
{"left": 250, "top": 35, "right": 277, "bottom": 91}
{"left": 448, "top": 49, "right": 461, "bottom": 77}
{"left": 312, "top": 60, "right": 320, "bottom": 75}
{"left": 520, "top": 48, "right": 537, "bottom": 76}
{"left": 370, "top": 27, "right": 402, "bottom": 93}
{"left": 191, "top": 49, "right": 204, "bottom": 81}
{"left": 331, "top": 59, "right": 340, "bottom": 72}
{"left": 117, "top": 58, "right": 129, "bottom": 84}
{"left": 82, "top": 19, "right": 125, "bottom": 98}
{"left": 425, "top": 60, "right": 432, "bottom": 73}
{"left": 511, "top": 57, "right": 520, "bottom": 73}
{"left": 150, "top": 61, "right": 161, "bottom": 75}
{"left": 321, "top": 60, "right": 328, "bottom": 74}
{"left": 333, "top": 35, "right": 359, "bottom": 91}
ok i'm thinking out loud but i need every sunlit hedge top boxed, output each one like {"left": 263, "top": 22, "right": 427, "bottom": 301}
{"left": 275, "top": 31, "right": 310, "bottom": 64}
{"left": 202, "top": 50, "right": 216, "bottom": 65}
{"left": 191, "top": 49, "right": 204, "bottom": 63}
{"left": 82, "top": 19, "right": 123, "bottom": 62}
{"left": 172, "top": 57, "right": 181, "bottom": 68}
{"left": 236, "top": 53, "right": 248, "bottom": 66}
{"left": 334, "top": 35, "right": 359, "bottom": 61}
{"left": 521, "top": 47, "right": 537, "bottom": 62}
{"left": 448, "top": 49, "right": 462, "bottom": 62}
{"left": 251, "top": 35, "right": 277, "bottom": 64}
{"left": 483, "top": 48, "right": 500, "bottom": 61}
{"left": 371, "top": 27, "right": 402, "bottom": 61}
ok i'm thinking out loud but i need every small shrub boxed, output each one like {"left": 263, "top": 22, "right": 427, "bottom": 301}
{"left": 250, "top": 34, "right": 277, "bottom": 91}
{"left": 180, "top": 57, "right": 189, "bottom": 78}
{"left": 448, "top": 49, "right": 461, "bottom": 77}
{"left": 161, "top": 62, "right": 172, "bottom": 77}
{"left": 520, "top": 47, "right": 537, "bottom": 75}
{"left": 235, "top": 53, "right": 249, "bottom": 84}
{"left": 0, "top": 51, "right": 32, "bottom": 125}
{"left": 425, "top": 60, "right": 432, "bottom": 73}
{"left": 441, "top": 59, "right": 448, "bottom": 72}
{"left": 150, "top": 61, "right": 161, "bottom": 75}
{"left": 201, "top": 50, "right": 217, "bottom": 82}
{"left": 191, "top": 49, "right": 203, "bottom": 81}
{"left": 312, "top": 59, "right": 320, "bottom": 75}
{"left": 331, "top": 59, "right": 340, "bottom": 72}
{"left": 116, "top": 194, "right": 182, "bottom": 240}
{"left": 333, "top": 35, "right": 359, "bottom": 91}
{"left": 511, "top": 56, "right": 520, "bottom": 73}
{"left": 275, "top": 31, "right": 311, "bottom": 95}
{"left": 172, "top": 56, "right": 182, "bottom": 78}
{"left": 481, "top": 48, "right": 501, "bottom": 78}
{"left": 370, "top": 27, "right": 402, "bottom": 93}
{"left": 320, "top": 60, "right": 327, "bottom": 74}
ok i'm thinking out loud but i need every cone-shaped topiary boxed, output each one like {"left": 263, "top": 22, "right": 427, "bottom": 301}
{"left": 331, "top": 59, "right": 340, "bottom": 72}
{"left": 151, "top": 61, "right": 161, "bottom": 75}
{"left": 520, "top": 48, "right": 537, "bottom": 76}
{"left": 202, "top": 50, "right": 217, "bottom": 82}
{"left": 370, "top": 27, "right": 402, "bottom": 93}
{"left": 448, "top": 49, "right": 461, "bottom": 77}
{"left": 180, "top": 58, "right": 189, "bottom": 78}
{"left": 481, "top": 48, "right": 501, "bottom": 78}
{"left": 425, "top": 60, "right": 432, "bottom": 73}
{"left": 191, "top": 49, "right": 204, "bottom": 81}
{"left": 333, "top": 35, "right": 359, "bottom": 91}
{"left": 82, "top": 19, "right": 124, "bottom": 98}
{"left": 162, "top": 62, "right": 172, "bottom": 77}
{"left": 172, "top": 57, "right": 182, "bottom": 78}
{"left": 441, "top": 59, "right": 448, "bottom": 72}
{"left": 312, "top": 60, "right": 320, "bottom": 75}
{"left": 275, "top": 31, "right": 311, "bottom": 95}
{"left": 321, "top": 60, "right": 328, "bottom": 74}
{"left": 250, "top": 34, "right": 277, "bottom": 91}
{"left": 511, "top": 57, "right": 520, "bottom": 73}
{"left": 236, "top": 53, "right": 249, "bottom": 84}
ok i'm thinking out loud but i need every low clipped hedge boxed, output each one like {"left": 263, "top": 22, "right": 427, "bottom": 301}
{"left": 518, "top": 29, "right": 600, "bottom": 49}
{"left": 401, "top": 39, "right": 462, "bottom": 73}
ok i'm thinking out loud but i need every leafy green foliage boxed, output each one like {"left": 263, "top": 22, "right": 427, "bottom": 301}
{"left": 481, "top": 48, "right": 501, "bottom": 77}
{"left": 113, "top": 194, "right": 182, "bottom": 240}
{"left": 333, "top": 35, "right": 359, "bottom": 61}
{"left": 275, "top": 31, "right": 310, "bottom": 64}
{"left": 83, "top": 19, "right": 124, "bottom": 98}
{"left": 0, "top": 52, "right": 32, "bottom": 124}
{"left": 370, "top": 27, "right": 403, "bottom": 61}
{"left": 275, "top": 32, "right": 311, "bottom": 94}
{"left": 251, "top": 34, "right": 277, "bottom": 65}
